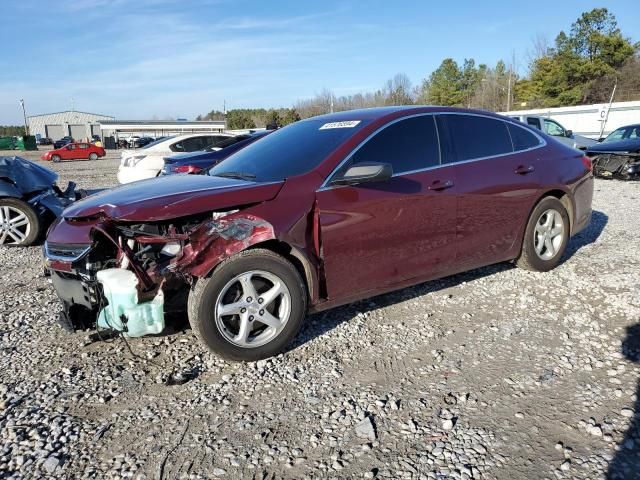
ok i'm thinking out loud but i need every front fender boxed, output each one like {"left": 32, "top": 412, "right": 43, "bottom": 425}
{"left": 0, "top": 180, "right": 22, "bottom": 198}
{"left": 174, "top": 214, "right": 276, "bottom": 278}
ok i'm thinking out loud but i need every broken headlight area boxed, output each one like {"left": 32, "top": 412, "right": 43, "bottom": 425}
{"left": 592, "top": 153, "right": 640, "bottom": 180}
{"left": 47, "top": 211, "right": 275, "bottom": 339}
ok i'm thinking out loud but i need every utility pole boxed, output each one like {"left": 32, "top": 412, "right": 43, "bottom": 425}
{"left": 19, "top": 99, "right": 29, "bottom": 136}
{"left": 506, "top": 64, "right": 512, "bottom": 112}
{"left": 598, "top": 79, "right": 617, "bottom": 139}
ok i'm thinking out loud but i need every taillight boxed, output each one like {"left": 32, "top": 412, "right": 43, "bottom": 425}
{"left": 174, "top": 165, "right": 202, "bottom": 174}
{"left": 580, "top": 155, "right": 592, "bottom": 172}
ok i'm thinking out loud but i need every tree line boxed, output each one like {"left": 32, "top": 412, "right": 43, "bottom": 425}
{"left": 0, "top": 126, "right": 26, "bottom": 136}
{"left": 196, "top": 7, "right": 638, "bottom": 127}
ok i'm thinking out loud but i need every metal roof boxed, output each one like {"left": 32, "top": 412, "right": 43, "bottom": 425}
{"left": 28, "top": 110, "right": 114, "bottom": 119}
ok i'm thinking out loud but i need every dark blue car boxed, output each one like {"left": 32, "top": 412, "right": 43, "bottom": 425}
{"left": 161, "top": 131, "right": 271, "bottom": 175}
{"left": 586, "top": 124, "right": 640, "bottom": 180}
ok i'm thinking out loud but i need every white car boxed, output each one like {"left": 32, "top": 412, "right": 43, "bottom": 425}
{"left": 508, "top": 115, "right": 597, "bottom": 150}
{"left": 117, "top": 133, "right": 234, "bottom": 184}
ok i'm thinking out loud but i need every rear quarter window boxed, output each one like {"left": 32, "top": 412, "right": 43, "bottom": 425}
{"left": 507, "top": 124, "right": 542, "bottom": 151}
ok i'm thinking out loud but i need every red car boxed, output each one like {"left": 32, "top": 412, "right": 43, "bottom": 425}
{"left": 41, "top": 142, "right": 106, "bottom": 162}
{"left": 44, "top": 106, "right": 593, "bottom": 360}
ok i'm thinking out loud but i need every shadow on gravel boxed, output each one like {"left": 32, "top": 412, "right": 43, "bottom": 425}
{"left": 607, "top": 323, "right": 640, "bottom": 480}
{"left": 562, "top": 209, "right": 608, "bottom": 261}
{"left": 290, "top": 262, "right": 513, "bottom": 351}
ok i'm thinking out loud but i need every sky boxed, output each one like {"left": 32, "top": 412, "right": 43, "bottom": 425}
{"left": 0, "top": 0, "right": 638, "bottom": 124}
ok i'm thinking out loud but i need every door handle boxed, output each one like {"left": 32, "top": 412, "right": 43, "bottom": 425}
{"left": 515, "top": 165, "right": 535, "bottom": 175}
{"left": 428, "top": 180, "right": 454, "bottom": 191}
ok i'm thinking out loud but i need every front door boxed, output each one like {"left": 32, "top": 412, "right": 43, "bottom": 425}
{"left": 316, "top": 115, "right": 458, "bottom": 302}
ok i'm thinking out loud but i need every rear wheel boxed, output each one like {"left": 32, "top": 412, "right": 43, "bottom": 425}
{"left": 516, "top": 196, "right": 570, "bottom": 272}
{"left": 89, "top": 152, "right": 98, "bottom": 160}
{"left": 0, "top": 198, "right": 40, "bottom": 246}
{"left": 188, "top": 248, "right": 307, "bottom": 361}
{"left": 51, "top": 155, "right": 61, "bottom": 163}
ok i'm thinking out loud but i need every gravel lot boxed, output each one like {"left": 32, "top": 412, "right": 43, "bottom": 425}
{"left": 0, "top": 151, "right": 639, "bottom": 479}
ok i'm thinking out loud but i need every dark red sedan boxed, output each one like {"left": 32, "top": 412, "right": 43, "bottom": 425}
{"left": 41, "top": 142, "right": 106, "bottom": 162}
{"left": 44, "top": 107, "right": 593, "bottom": 360}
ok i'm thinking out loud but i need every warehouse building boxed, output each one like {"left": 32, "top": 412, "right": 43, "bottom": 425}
{"left": 99, "top": 119, "right": 226, "bottom": 138}
{"left": 27, "top": 111, "right": 115, "bottom": 141}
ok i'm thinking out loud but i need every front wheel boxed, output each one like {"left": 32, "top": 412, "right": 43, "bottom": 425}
{"left": 89, "top": 152, "right": 98, "bottom": 160}
{"left": 516, "top": 196, "right": 570, "bottom": 272}
{"left": 0, "top": 198, "right": 41, "bottom": 246}
{"left": 51, "top": 155, "right": 61, "bottom": 163}
{"left": 188, "top": 248, "right": 307, "bottom": 361}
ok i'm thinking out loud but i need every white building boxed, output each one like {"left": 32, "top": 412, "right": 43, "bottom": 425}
{"left": 99, "top": 120, "right": 226, "bottom": 139}
{"left": 28, "top": 111, "right": 115, "bottom": 141}
{"left": 500, "top": 100, "right": 640, "bottom": 139}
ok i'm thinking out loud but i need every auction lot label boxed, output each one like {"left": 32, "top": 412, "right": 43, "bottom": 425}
{"left": 319, "top": 121, "right": 361, "bottom": 130}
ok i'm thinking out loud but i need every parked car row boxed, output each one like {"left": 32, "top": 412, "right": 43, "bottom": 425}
{"left": 117, "top": 133, "right": 236, "bottom": 183}
{"left": 38, "top": 106, "right": 594, "bottom": 361}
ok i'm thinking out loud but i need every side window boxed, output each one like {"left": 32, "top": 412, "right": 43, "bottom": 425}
{"left": 170, "top": 141, "right": 184, "bottom": 152}
{"left": 630, "top": 127, "right": 640, "bottom": 139}
{"left": 544, "top": 119, "right": 565, "bottom": 137}
{"left": 527, "top": 117, "right": 542, "bottom": 130}
{"left": 346, "top": 115, "right": 440, "bottom": 175}
{"left": 437, "top": 115, "right": 513, "bottom": 164}
{"left": 181, "top": 137, "right": 206, "bottom": 152}
{"left": 507, "top": 124, "right": 541, "bottom": 151}
{"left": 206, "top": 135, "right": 233, "bottom": 147}
{"left": 79, "top": 143, "right": 88, "bottom": 149}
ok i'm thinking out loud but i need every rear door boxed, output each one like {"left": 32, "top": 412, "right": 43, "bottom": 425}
{"left": 316, "top": 114, "right": 458, "bottom": 301}
{"left": 436, "top": 114, "right": 543, "bottom": 269}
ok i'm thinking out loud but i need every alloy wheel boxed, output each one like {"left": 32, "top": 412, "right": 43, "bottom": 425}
{"left": 214, "top": 270, "right": 292, "bottom": 348}
{"left": 533, "top": 208, "right": 564, "bottom": 260}
{"left": 0, "top": 206, "right": 31, "bottom": 245}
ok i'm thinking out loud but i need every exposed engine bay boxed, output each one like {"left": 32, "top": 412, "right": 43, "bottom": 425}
{"left": 591, "top": 153, "right": 640, "bottom": 180}
{"left": 46, "top": 211, "right": 277, "bottom": 337}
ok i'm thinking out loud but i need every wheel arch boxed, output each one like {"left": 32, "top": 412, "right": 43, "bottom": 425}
{"left": 247, "top": 239, "right": 317, "bottom": 304}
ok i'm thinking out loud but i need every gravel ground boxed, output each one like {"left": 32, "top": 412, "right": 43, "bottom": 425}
{"left": 0, "top": 153, "right": 639, "bottom": 479}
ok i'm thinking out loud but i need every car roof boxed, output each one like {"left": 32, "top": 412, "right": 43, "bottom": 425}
{"left": 304, "top": 105, "right": 510, "bottom": 123}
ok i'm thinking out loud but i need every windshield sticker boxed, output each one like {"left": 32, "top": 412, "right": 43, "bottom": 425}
{"left": 319, "top": 121, "right": 361, "bottom": 130}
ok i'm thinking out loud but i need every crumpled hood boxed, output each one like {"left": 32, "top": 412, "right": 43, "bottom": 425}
{"left": 0, "top": 156, "right": 58, "bottom": 194}
{"left": 588, "top": 138, "right": 640, "bottom": 153}
{"left": 63, "top": 174, "right": 284, "bottom": 222}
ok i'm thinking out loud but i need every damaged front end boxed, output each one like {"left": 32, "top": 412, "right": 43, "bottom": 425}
{"left": 45, "top": 211, "right": 275, "bottom": 337}
{"left": 591, "top": 152, "right": 640, "bottom": 180}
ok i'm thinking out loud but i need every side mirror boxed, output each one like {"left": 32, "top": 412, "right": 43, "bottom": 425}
{"left": 598, "top": 137, "right": 605, "bottom": 142}
{"left": 332, "top": 162, "right": 393, "bottom": 186}
{"left": 566, "top": 129, "right": 573, "bottom": 138}
{"left": 66, "top": 145, "right": 73, "bottom": 150}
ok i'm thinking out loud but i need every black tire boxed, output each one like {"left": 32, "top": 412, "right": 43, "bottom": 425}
{"left": 516, "top": 196, "right": 570, "bottom": 272}
{"left": 89, "top": 152, "right": 98, "bottom": 160}
{"left": 0, "top": 197, "right": 41, "bottom": 246}
{"left": 188, "top": 248, "right": 307, "bottom": 361}
{"left": 51, "top": 155, "right": 61, "bottom": 163}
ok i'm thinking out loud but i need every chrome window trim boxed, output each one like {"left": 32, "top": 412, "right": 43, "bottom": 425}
{"left": 318, "top": 111, "right": 546, "bottom": 192}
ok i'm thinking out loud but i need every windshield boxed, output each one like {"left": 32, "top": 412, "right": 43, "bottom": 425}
{"left": 142, "top": 136, "right": 175, "bottom": 149}
{"left": 603, "top": 125, "right": 640, "bottom": 143}
{"left": 208, "top": 119, "right": 368, "bottom": 182}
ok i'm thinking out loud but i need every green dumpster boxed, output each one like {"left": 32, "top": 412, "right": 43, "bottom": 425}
{"left": 0, "top": 136, "right": 15, "bottom": 150}
{"left": 15, "top": 136, "right": 38, "bottom": 151}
